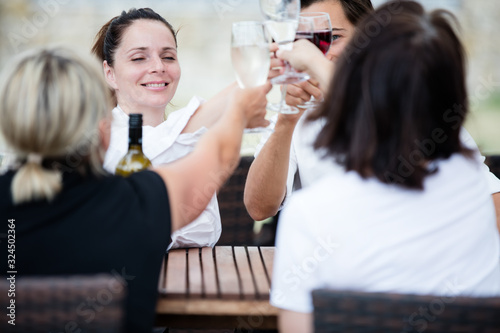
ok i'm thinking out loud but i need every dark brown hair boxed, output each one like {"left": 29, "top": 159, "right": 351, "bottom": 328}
{"left": 301, "top": 0, "right": 374, "bottom": 25}
{"left": 91, "top": 8, "right": 176, "bottom": 66}
{"left": 309, "top": 0, "right": 471, "bottom": 189}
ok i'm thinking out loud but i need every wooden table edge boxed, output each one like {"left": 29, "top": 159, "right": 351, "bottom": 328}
{"left": 156, "top": 297, "right": 279, "bottom": 316}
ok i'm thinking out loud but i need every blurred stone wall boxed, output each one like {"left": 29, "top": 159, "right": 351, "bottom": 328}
{"left": 0, "top": 0, "right": 264, "bottom": 109}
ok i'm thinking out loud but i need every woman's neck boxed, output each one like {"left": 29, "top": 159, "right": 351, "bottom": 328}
{"left": 117, "top": 101, "right": 165, "bottom": 127}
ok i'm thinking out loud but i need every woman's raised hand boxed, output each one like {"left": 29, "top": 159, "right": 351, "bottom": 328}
{"left": 231, "top": 82, "right": 273, "bottom": 129}
{"left": 277, "top": 39, "right": 334, "bottom": 93}
{"left": 268, "top": 43, "right": 283, "bottom": 80}
{"left": 285, "top": 78, "right": 322, "bottom": 108}
{"left": 269, "top": 40, "right": 324, "bottom": 108}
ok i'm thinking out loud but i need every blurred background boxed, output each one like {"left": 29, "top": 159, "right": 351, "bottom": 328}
{"left": 0, "top": 0, "right": 499, "bottom": 156}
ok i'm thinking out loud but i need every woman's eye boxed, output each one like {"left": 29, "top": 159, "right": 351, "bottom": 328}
{"left": 332, "top": 35, "right": 340, "bottom": 41}
{"left": 132, "top": 58, "right": 144, "bottom": 62}
{"left": 163, "top": 56, "right": 175, "bottom": 60}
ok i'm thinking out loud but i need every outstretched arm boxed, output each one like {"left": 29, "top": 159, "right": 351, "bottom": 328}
{"left": 155, "top": 83, "right": 272, "bottom": 232}
{"left": 183, "top": 81, "right": 271, "bottom": 134}
{"left": 279, "top": 310, "right": 313, "bottom": 333}
{"left": 244, "top": 112, "right": 303, "bottom": 221}
{"left": 182, "top": 82, "right": 238, "bottom": 133}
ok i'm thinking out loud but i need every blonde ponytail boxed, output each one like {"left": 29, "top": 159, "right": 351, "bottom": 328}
{"left": 0, "top": 47, "right": 111, "bottom": 204}
{"left": 11, "top": 160, "right": 62, "bottom": 204}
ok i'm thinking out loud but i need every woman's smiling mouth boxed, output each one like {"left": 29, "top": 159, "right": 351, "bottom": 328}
{"left": 142, "top": 82, "right": 168, "bottom": 88}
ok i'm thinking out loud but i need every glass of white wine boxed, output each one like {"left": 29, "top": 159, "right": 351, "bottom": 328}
{"left": 231, "top": 21, "right": 273, "bottom": 133}
{"left": 260, "top": 0, "right": 309, "bottom": 85}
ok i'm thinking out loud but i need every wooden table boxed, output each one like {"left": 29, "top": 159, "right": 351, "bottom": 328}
{"left": 156, "top": 246, "right": 278, "bottom": 330}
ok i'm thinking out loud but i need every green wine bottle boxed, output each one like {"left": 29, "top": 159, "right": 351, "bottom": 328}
{"left": 115, "top": 113, "right": 152, "bottom": 177}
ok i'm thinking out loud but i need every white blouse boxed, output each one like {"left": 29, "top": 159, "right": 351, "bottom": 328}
{"left": 104, "top": 96, "right": 222, "bottom": 250}
{"left": 271, "top": 153, "right": 500, "bottom": 313}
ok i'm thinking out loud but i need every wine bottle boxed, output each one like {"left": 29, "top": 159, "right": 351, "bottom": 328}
{"left": 115, "top": 113, "right": 152, "bottom": 177}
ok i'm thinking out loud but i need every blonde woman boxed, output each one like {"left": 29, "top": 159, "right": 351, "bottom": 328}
{"left": 0, "top": 47, "right": 270, "bottom": 333}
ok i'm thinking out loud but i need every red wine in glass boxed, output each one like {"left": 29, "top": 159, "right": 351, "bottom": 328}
{"left": 295, "top": 29, "right": 332, "bottom": 55}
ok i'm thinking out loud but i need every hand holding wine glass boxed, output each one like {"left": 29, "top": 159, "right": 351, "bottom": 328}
{"left": 277, "top": 39, "right": 334, "bottom": 94}
{"left": 260, "top": 0, "right": 314, "bottom": 114}
{"left": 231, "top": 82, "right": 272, "bottom": 129}
{"left": 260, "top": 0, "right": 310, "bottom": 86}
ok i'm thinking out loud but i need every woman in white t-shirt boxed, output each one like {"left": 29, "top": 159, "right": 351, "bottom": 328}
{"left": 271, "top": 1, "right": 500, "bottom": 332}
{"left": 91, "top": 8, "right": 263, "bottom": 249}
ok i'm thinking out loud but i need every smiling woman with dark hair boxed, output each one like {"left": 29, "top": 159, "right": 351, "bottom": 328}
{"left": 271, "top": 1, "right": 500, "bottom": 332}
{"left": 91, "top": 8, "right": 261, "bottom": 251}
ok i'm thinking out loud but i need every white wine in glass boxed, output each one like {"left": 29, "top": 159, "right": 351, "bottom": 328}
{"left": 231, "top": 21, "right": 270, "bottom": 89}
{"left": 260, "top": 0, "right": 309, "bottom": 85}
{"left": 231, "top": 21, "right": 273, "bottom": 133}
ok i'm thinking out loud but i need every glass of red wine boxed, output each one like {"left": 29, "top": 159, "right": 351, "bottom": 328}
{"left": 295, "top": 12, "right": 332, "bottom": 110}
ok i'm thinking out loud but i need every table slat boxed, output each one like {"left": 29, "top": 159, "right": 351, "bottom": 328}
{"left": 158, "top": 254, "right": 167, "bottom": 292}
{"left": 187, "top": 248, "right": 202, "bottom": 298}
{"left": 234, "top": 246, "right": 256, "bottom": 300}
{"left": 200, "top": 247, "right": 218, "bottom": 299}
{"left": 214, "top": 246, "right": 240, "bottom": 299}
{"left": 259, "top": 246, "right": 275, "bottom": 284}
{"left": 165, "top": 249, "right": 187, "bottom": 298}
{"left": 247, "top": 246, "right": 270, "bottom": 299}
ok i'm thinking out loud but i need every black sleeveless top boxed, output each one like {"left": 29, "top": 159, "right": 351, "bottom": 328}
{"left": 0, "top": 169, "right": 171, "bottom": 333}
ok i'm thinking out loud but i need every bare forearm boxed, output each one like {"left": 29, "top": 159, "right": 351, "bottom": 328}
{"left": 279, "top": 310, "right": 313, "bottom": 333}
{"left": 182, "top": 82, "right": 238, "bottom": 133}
{"left": 159, "top": 105, "right": 245, "bottom": 232}
{"left": 159, "top": 84, "right": 270, "bottom": 232}
{"left": 244, "top": 117, "right": 297, "bottom": 221}
{"left": 493, "top": 192, "right": 500, "bottom": 234}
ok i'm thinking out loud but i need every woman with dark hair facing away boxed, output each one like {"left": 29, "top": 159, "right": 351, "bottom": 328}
{"left": 271, "top": 1, "right": 500, "bottom": 332}
{"left": 0, "top": 47, "right": 270, "bottom": 333}
{"left": 92, "top": 8, "right": 264, "bottom": 250}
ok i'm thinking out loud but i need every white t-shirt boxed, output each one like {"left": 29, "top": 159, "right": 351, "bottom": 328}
{"left": 104, "top": 97, "right": 221, "bottom": 250}
{"left": 255, "top": 112, "right": 500, "bottom": 208}
{"left": 270, "top": 154, "right": 500, "bottom": 313}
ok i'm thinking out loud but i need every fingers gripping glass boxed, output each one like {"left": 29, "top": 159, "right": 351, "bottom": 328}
{"left": 260, "top": 0, "right": 312, "bottom": 115}
{"left": 259, "top": 0, "right": 308, "bottom": 85}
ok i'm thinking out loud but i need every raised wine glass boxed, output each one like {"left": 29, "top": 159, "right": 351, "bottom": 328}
{"left": 296, "top": 12, "right": 332, "bottom": 110}
{"left": 231, "top": 21, "right": 273, "bottom": 133}
{"left": 260, "top": 0, "right": 308, "bottom": 85}
{"left": 261, "top": 0, "right": 314, "bottom": 114}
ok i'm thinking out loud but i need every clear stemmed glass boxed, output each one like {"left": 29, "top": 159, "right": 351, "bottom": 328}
{"left": 260, "top": 0, "right": 308, "bottom": 85}
{"left": 231, "top": 21, "right": 274, "bottom": 133}
{"left": 262, "top": 4, "right": 314, "bottom": 114}
{"left": 260, "top": 0, "right": 308, "bottom": 115}
{"left": 295, "top": 12, "right": 332, "bottom": 110}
